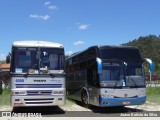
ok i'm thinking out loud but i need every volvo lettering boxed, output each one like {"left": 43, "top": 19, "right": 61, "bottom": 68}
{"left": 33, "top": 80, "right": 46, "bottom": 82}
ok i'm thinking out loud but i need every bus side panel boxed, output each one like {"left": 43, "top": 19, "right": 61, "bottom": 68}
{"left": 88, "top": 86, "right": 99, "bottom": 106}
{"left": 67, "top": 69, "right": 87, "bottom": 101}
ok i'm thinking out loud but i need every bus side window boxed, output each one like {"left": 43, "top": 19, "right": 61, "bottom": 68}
{"left": 93, "top": 69, "right": 97, "bottom": 82}
{"left": 88, "top": 66, "right": 98, "bottom": 87}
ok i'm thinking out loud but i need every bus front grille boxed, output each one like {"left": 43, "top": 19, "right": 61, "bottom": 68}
{"left": 24, "top": 98, "right": 54, "bottom": 105}
{"left": 113, "top": 95, "right": 138, "bottom": 98}
{"left": 27, "top": 90, "right": 52, "bottom": 95}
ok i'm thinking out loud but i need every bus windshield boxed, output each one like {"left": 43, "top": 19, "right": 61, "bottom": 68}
{"left": 125, "top": 62, "right": 145, "bottom": 87}
{"left": 99, "top": 62, "right": 145, "bottom": 88}
{"left": 100, "top": 62, "right": 124, "bottom": 87}
{"left": 11, "top": 47, "right": 64, "bottom": 74}
{"left": 99, "top": 47, "right": 142, "bottom": 60}
{"left": 40, "top": 48, "right": 64, "bottom": 73}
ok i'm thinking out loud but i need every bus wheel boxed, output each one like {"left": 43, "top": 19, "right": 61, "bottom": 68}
{"left": 81, "top": 90, "right": 89, "bottom": 107}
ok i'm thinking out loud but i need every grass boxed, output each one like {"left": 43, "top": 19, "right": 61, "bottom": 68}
{"left": 146, "top": 87, "right": 160, "bottom": 104}
{"left": 0, "top": 87, "right": 10, "bottom": 106}
{"left": 147, "top": 94, "right": 160, "bottom": 104}
{"left": 65, "top": 98, "right": 75, "bottom": 107}
{"left": 59, "top": 98, "right": 76, "bottom": 110}
{"left": 0, "top": 95, "right": 10, "bottom": 106}
{"left": 146, "top": 86, "right": 160, "bottom": 95}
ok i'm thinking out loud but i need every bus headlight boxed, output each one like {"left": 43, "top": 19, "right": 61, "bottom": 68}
{"left": 106, "top": 95, "right": 114, "bottom": 98}
{"left": 52, "top": 91, "right": 64, "bottom": 95}
{"left": 138, "top": 89, "right": 146, "bottom": 97}
{"left": 100, "top": 94, "right": 114, "bottom": 98}
{"left": 11, "top": 91, "right": 27, "bottom": 96}
{"left": 138, "top": 93, "right": 146, "bottom": 97}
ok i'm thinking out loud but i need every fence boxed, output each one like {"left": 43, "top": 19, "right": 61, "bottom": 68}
{"left": 145, "top": 74, "right": 160, "bottom": 87}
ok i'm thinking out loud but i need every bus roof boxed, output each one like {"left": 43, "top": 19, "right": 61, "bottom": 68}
{"left": 91, "top": 45, "right": 138, "bottom": 49}
{"left": 67, "top": 45, "right": 138, "bottom": 59}
{"left": 13, "top": 41, "right": 64, "bottom": 48}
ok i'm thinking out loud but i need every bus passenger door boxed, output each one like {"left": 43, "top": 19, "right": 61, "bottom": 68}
{"left": 87, "top": 67, "right": 99, "bottom": 106}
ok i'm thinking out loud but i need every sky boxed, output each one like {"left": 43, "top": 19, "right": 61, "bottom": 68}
{"left": 0, "top": 0, "right": 160, "bottom": 60}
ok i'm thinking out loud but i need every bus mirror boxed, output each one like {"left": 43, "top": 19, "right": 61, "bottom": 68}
{"left": 124, "top": 62, "right": 127, "bottom": 68}
{"left": 145, "top": 58, "right": 154, "bottom": 73}
{"left": 96, "top": 58, "right": 102, "bottom": 74}
{"left": 6, "top": 53, "right": 11, "bottom": 63}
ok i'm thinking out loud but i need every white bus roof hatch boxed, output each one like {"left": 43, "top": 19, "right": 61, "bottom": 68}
{"left": 13, "top": 41, "right": 63, "bottom": 48}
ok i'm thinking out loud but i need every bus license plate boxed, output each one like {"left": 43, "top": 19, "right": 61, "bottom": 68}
{"left": 123, "top": 101, "right": 130, "bottom": 105}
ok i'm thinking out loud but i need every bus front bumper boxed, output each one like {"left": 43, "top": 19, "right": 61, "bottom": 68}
{"left": 11, "top": 95, "right": 65, "bottom": 107}
{"left": 99, "top": 96, "right": 146, "bottom": 107}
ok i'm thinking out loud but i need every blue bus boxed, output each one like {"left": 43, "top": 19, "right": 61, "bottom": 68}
{"left": 65, "top": 45, "right": 153, "bottom": 107}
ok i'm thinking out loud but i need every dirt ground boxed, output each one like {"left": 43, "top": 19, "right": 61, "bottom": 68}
{"left": 0, "top": 101, "right": 160, "bottom": 111}
{"left": 0, "top": 102, "right": 159, "bottom": 120}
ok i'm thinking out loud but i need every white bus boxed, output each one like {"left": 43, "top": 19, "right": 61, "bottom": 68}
{"left": 8, "top": 41, "right": 65, "bottom": 107}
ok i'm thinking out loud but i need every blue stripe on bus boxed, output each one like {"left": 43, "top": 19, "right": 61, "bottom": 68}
{"left": 99, "top": 96, "right": 146, "bottom": 107}
{"left": 16, "top": 84, "right": 62, "bottom": 88}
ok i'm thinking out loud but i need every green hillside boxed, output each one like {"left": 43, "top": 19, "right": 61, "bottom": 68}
{"left": 122, "top": 35, "right": 160, "bottom": 72}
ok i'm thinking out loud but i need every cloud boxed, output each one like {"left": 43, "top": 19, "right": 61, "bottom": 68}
{"left": 44, "top": 1, "right": 51, "bottom": 6}
{"left": 29, "top": 2, "right": 58, "bottom": 21}
{"left": 48, "top": 5, "right": 58, "bottom": 10}
{"left": 79, "top": 24, "right": 90, "bottom": 30}
{"left": 73, "top": 41, "right": 85, "bottom": 45}
{"left": 30, "top": 14, "right": 50, "bottom": 20}
{"left": 45, "top": 1, "right": 58, "bottom": 11}
{"left": 65, "top": 51, "right": 73, "bottom": 56}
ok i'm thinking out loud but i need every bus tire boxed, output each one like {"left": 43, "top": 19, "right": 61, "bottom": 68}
{"left": 81, "top": 90, "right": 89, "bottom": 108}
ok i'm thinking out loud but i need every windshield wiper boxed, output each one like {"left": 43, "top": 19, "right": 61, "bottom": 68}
{"left": 127, "top": 76, "right": 138, "bottom": 87}
{"left": 31, "top": 64, "right": 37, "bottom": 68}
{"left": 114, "top": 80, "right": 120, "bottom": 87}
{"left": 23, "top": 73, "right": 28, "bottom": 78}
{"left": 114, "top": 79, "right": 125, "bottom": 88}
{"left": 49, "top": 73, "right": 55, "bottom": 78}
